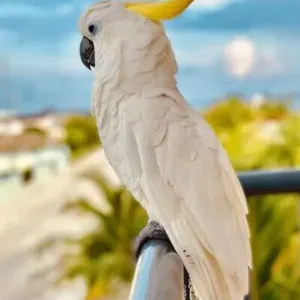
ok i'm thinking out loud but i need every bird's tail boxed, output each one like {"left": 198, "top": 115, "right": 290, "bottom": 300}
{"left": 165, "top": 213, "right": 247, "bottom": 300}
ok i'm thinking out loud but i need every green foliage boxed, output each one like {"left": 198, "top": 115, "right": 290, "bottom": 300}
{"left": 23, "top": 126, "right": 47, "bottom": 136}
{"left": 256, "top": 99, "right": 290, "bottom": 121}
{"left": 64, "top": 115, "right": 100, "bottom": 158}
{"left": 204, "top": 96, "right": 256, "bottom": 134}
{"left": 205, "top": 96, "right": 300, "bottom": 300}
{"left": 270, "top": 232, "right": 300, "bottom": 298}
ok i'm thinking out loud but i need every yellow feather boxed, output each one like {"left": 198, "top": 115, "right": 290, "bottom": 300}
{"left": 125, "top": 0, "right": 194, "bottom": 21}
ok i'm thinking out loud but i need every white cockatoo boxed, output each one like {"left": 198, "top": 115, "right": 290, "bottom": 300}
{"left": 78, "top": 1, "right": 252, "bottom": 299}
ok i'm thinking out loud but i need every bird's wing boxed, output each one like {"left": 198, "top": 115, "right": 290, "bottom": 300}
{"left": 123, "top": 92, "right": 252, "bottom": 300}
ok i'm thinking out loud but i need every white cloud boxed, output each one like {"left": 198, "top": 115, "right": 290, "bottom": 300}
{"left": 224, "top": 36, "right": 282, "bottom": 78}
{"left": 255, "top": 47, "right": 283, "bottom": 76}
{"left": 167, "top": 31, "right": 284, "bottom": 79}
{"left": 0, "top": 3, "right": 74, "bottom": 18}
{"left": 3, "top": 30, "right": 283, "bottom": 82}
{"left": 189, "top": 0, "right": 242, "bottom": 11}
{"left": 224, "top": 37, "right": 256, "bottom": 77}
{"left": 119, "top": 0, "right": 241, "bottom": 11}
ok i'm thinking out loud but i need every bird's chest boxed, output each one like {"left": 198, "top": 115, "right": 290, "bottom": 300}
{"left": 98, "top": 109, "right": 123, "bottom": 169}
{"left": 96, "top": 99, "right": 149, "bottom": 210}
{"left": 96, "top": 101, "right": 133, "bottom": 182}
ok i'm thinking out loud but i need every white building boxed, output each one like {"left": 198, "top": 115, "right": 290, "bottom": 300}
{"left": 0, "top": 110, "right": 70, "bottom": 141}
{"left": 0, "top": 133, "right": 70, "bottom": 202}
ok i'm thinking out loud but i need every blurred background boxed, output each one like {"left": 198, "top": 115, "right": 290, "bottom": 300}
{"left": 0, "top": 0, "right": 299, "bottom": 299}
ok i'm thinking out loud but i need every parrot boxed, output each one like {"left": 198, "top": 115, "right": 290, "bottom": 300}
{"left": 78, "top": 0, "right": 252, "bottom": 299}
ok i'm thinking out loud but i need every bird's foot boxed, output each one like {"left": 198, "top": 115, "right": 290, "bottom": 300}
{"left": 134, "top": 220, "right": 170, "bottom": 259}
{"left": 134, "top": 221, "right": 250, "bottom": 300}
{"left": 134, "top": 220, "right": 198, "bottom": 300}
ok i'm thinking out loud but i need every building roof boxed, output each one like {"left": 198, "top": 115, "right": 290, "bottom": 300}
{"left": 0, "top": 133, "right": 57, "bottom": 153}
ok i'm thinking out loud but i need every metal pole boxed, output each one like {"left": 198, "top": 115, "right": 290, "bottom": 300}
{"left": 129, "top": 240, "right": 185, "bottom": 300}
{"left": 238, "top": 168, "right": 300, "bottom": 196}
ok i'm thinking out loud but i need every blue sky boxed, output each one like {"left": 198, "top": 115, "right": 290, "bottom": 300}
{"left": 0, "top": 0, "right": 300, "bottom": 114}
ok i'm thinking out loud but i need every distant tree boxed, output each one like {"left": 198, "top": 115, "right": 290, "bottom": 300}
{"left": 256, "top": 100, "right": 290, "bottom": 121}
{"left": 204, "top": 96, "right": 255, "bottom": 134}
{"left": 64, "top": 115, "right": 101, "bottom": 158}
{"left": 23, "top": 126, "right": 47, "bottom": 137}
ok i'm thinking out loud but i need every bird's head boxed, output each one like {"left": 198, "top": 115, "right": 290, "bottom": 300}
{"left": 79, "top": 0, "right": 194, "bottom": 70}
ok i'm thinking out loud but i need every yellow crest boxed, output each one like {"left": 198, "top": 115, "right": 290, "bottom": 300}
{"left": 125, "top": 0, "right": 194, "bottom": 21}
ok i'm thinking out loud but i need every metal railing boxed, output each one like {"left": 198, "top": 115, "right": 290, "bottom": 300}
{"left": 129, "top": 168, "right": 300, "bottom": 300}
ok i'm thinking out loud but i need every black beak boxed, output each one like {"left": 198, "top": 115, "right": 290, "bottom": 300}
{"left": 80, "top": 37, "right": 95, "bottom": 70}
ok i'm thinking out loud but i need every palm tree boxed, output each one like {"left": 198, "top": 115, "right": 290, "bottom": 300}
{"left": 39, "top": 172, "right": 147, "bottom": 299}
{"left": 203, "top": 96, "right": 255, "bottom": 135}
{"left": 64, "top": 115, "right": 101, "bottom": 159}
{"left": 270, "top": 232, "right": 300, "bottom": 299}
{"left": 255, "top": 98, "right": 290, "bottom": 121}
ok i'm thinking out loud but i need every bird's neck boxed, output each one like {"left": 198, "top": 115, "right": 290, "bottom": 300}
{"left": 91, "top": 33, "right": 178, "bottom": 116}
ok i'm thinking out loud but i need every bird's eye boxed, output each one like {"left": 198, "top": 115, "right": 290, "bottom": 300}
{"left": 88, "top": 23, "right": 98, "bottom": 35}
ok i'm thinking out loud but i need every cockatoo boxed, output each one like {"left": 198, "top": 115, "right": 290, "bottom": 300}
{"left": 78, "top": 1, "right": 252, "bottom": 299}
